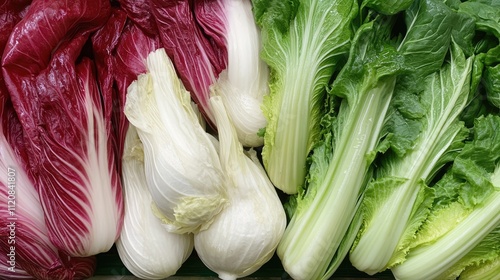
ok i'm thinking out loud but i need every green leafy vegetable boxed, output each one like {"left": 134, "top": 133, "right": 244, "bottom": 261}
{"left": 276, "top": 17, "right": 402, "bottom": 280}
{"left": 449, "top": 225, "right": 500, "bottom": 280}
{"left": 253, "top": 0, "right": 358, "bottom": 194}
{"left": 484, "top": 64, "right": 500, "bottom": 109}
{"left": 391, "top": 114, "right": 500, "bottom": 280}
{"left": 350, "top": 41, "right": 474, "bottom": 275}
{"left": 361, "top": 0, "right": 414, "bottom": 15}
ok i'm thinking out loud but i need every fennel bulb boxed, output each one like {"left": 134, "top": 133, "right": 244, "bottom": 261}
{"left": 194, "top": 96, "right": 286, "bottom": 280}
{"left": 116, "top": 125, "right": 193, "bottom": 279}
{"left": 124, "top": 48, "right": 227, "bottom": 234}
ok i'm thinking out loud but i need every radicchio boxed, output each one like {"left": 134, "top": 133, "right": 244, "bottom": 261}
{"left": 0, "top": 103, "right": 96, "bottom": 280}
{"left": 112, "top": 21, "right": 161, "bottom": 163}
{"left": 1, "top": 0, "right": 123, "bottom": 257}
{"left": 91, "top": 8, "right": 127, "bottom": 173}
{"left": 0, "top": 0, "right": 31, "bottom": 110}
{"left": 149, "top": 0, "right": 227, "bottom": 124}
{"left": 91, "top": 15, "right": 161, "bottom": 172}
{"left": 117, "top": 0, "right": 159, "bottom": 36}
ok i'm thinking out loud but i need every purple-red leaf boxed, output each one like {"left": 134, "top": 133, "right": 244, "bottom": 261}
{"left": 117, "top": 0, "right": 158, "bottom": 36}
{"left": 0, "top": 104, "right": 96, "bottom": 280}
{"left": 113, "top": 21, "right": 161, "bottom": 163}
{"left": 91, "top": 8, "right": 127, "bottom": 173}
{"left": 150, "top": 0, "right": 226, "bottom": 124}
{"left": 0, "top": 0, "right": 31, "bottom": 111}
{"left": 1, "top": 0, "right": 123, "bottom": 257}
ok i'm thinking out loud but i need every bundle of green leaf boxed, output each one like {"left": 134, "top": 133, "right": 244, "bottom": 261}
{"left": 349, "top": 4, "right": 475, "bottom": 274}
{"left": 252, "top": 0, "right": 358, "bottom": 194}
{"left": 124, "top": 48, "right": 227, "bottom": 234}
{"left": 390, "top": 114, "right": 500, "bottom": 280}
{"left": 276, "top": 15, "right": 406, "bottom": 280}
{"left": 274, "top": 0, "right": 472, "bottom": 277}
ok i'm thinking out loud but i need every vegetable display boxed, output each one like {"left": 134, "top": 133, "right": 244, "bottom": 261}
{"left": 1, "top": 0, "right": 499, "bottom": 279}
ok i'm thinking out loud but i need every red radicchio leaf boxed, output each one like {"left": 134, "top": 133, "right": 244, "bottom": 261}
{"left": 0, "top": 103, "right": 96, "bottom": 280}
{"left": 1, "top": 0, "right": 123, "bottom": 257}
{"left": 0, "top": 260, "right": 32, "bottom": 279}
{"left": 117, "top": 0, "right": 158, "bottom": 36}
{"left": 149, "top": 0, "right": 227, "bottom": 124}
{"left": 192, "top": 0, "right": 228, "bottom": 68}
{"left": 91, "top": 8, "right": 127, "bottom": 174}
{"left": 0, "top": 0, "right": 32, "bottom": 111}
{"left": 113, "top": 20, "right": 161, "bottom": 164}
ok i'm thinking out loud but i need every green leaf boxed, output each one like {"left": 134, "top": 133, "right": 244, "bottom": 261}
{"left": 399, "top": 0, "right": 457, "bottom": 77}
{"left": 484, "top": 64, "right": 500, "bottom": 109}
{"left": 361, "top": 0, "right": 414, "bottom": 15}
{"left": 391, "top": 115, "right": 500, "bottom": 280}
{"left": 459, "top": 1, "right": 500, "bottom": 37}
{"left": 350, "top": 41, "right": 474, "bottom": 274}
{"left": 254, "top": 0, "right": 358, "bottom": 194}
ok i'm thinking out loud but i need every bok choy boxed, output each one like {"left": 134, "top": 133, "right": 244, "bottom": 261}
{"left": 350, "top": 41, "right": 473, "bottom": 274}
{"left": 252, "top": 0, "right": 358, "bottom": 194}
{"left": 350, "top": 0, "right": 499, "bottom": 275}
{"left": 277, "top": 17, "right": 403, "bottom": 280}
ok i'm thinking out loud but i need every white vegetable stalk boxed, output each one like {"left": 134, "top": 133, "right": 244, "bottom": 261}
{"left": 211, "top": 0, "right": 269, "bottom": 147}
{"left": 277, "top": 77, "right": 397, "bottom": 280}
{"left": 124, "top": 48, "right": 227, "bottom": 234}
{"left": 194, "top": 96, "right": 286, "bottom": 280}
{"left": 391, "top": 189, "right": 500, "bottom": 280}
{"left": 116, "top": 125, "right": 194, "bottom": 279}
{"left": 350, "top": 44, "right": 474, "bottom": 274}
